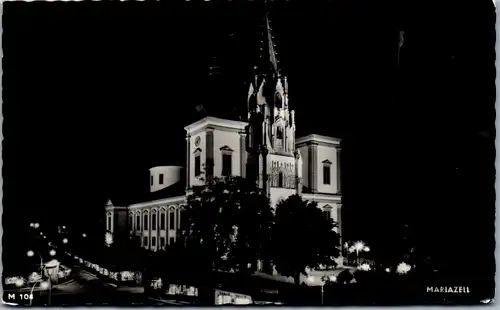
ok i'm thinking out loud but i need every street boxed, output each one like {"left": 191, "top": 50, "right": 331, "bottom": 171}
{"left": 23, "top": 266, "right": 185, "bottom": 306}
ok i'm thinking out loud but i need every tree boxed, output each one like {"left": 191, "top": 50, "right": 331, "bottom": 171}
{"left": 181, "top": 176, "right": 274, "bottom": 274}
{"left": 106, "top": 235, "right": 146, "bottom": 271}
{"left": 271, "top": 195, "right": 340, "bottom": 285}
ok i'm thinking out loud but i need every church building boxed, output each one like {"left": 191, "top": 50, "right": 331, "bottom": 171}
{"left": 106, "top": 7, "right": 343, "bottom": 270}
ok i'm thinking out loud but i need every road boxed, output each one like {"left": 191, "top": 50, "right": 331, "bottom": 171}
{"left": 25, "top": 266, "right": 187, "bottom": 306}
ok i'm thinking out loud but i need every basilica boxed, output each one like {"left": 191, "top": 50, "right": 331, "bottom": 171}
{"left": 106, "top": 9, "right": 343, "bottom": 271}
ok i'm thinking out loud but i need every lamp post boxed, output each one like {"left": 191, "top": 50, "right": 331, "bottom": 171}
{"left": 28, "top": 277, "right": 51, "bottom": 306}
{"left": 352, "top": 241, "right": 369, "bottom": 265}
{"left": 344, "top": 242, "right": 349, "bottom": 265}
{"left": 105, "top": 232, "right": 114, "bottom": 247}
{"left": 27, "top": 249, "right": 55, "bottom": 305}
{"left": 308, "top": 276, "right": 331, "bottom": 305}
{"left": 348, "top": 247, "right": 355, "bottom": 266}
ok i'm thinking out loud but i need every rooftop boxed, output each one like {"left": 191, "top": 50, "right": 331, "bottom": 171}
{"left": 295, "top": 134, "right": 342, "bottom": 146}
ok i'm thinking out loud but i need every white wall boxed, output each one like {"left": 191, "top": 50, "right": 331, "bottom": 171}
{"left": 298, "top": 145, "right": 309, "bottom": 188}
{"left": 268, "top": 154, "right": 299, "bottom": 208}
{"left": 189, "top": 132, "right": 207, "bottom": 186}
{"left": 127, "top": 203, "right": 185, "bottom": 252}
{"left": 213, "top": 130, "right": 242, "bottom": 177}
{"left": 269, "top": 187, "right": 297, "bottom": 209}
{"left": 316, "top": 145, "right": 339, "bottom": 194}
{"left": 315, "top": 202, "right": 340, "bottom": 233}
{"left": 150, "top": 166, "right": 183, "bottom": 193}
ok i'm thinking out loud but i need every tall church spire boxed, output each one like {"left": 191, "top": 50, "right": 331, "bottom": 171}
{"left": 263, "top": 2, "right": 279, "bottom": 77}
{"left": 245, "top": 0, "right": 297, "bottom": 198}
{"left": 254, "top": 0, "right": 280, "bottom": 79}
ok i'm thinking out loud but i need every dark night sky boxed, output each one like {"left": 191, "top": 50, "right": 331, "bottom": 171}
{"left": 3, "top": 0, "right": 496, "bottom": 287}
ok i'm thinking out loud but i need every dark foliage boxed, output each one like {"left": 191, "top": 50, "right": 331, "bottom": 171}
{"left": 181, "top": 176, "right": 274, "bottom": 274}
{"left": 337, "top": 269, "right": 354, "bottom": 284}
{"left": 271, "top": 195, "right": 340, "bottom": 284}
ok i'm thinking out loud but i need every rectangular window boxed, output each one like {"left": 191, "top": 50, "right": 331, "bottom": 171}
{"left": 144, "top": 215, "right": 148, "bottom": 230}
{"left": 152, "top": 237, "right": 156, "bottom": 247}
{"left": 136, "top": 216, "right": 140, "bottom": 231}
{"left": 150, "top": 175, "right": 153, "bottom": 185}
{"left": 159, "top": 174, "right": 164, "bottom": 185}
{"left": 107, "top": 217, "right": 111, "bottom": 231}
{"left": 129, "top": 217, "right": 132, "bottom": 229}
{"left": 160, "top": 214, "right": 165, "bottom": 230}
{"left": 160, "top": 237, "right": 166, "bottom": 248}
{"left": 222, "top": 154, "right": 232, "bottom": 176}
{"left": 169, "top": 211, "right": 175, "bottom": 230}
{"left": 169, "top": 237, "right": 175, "bottom": 245}
{"left": 152, "top": 214, "right": 157, "bottom": 230}
{"left": 323, "top": 210, "right": 331, "bottom": 220}
{"left": 143, "top": 237, "right": 148, "bottom": 247}
{"left": 195, "top": 156, "right": 201, "bottom": 176}
{"left": 323, "top": 165, "right": 331, "bottom": 185}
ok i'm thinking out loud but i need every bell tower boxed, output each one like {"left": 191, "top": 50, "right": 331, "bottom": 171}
{"left": 246, "top": 1, "right": 299, "bottom": 205}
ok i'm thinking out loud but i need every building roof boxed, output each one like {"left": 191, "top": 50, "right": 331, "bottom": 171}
{"left": 295, "top": 134, "right": 342, "bottom": 146}
{"left": 184, "top": 116, "right": 248, "bottom": 135}
{"left": 129, "top": 179, "right": 186, "bottom": 207}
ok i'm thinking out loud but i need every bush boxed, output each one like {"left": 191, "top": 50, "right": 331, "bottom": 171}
{"left": 337, "top": 269, "right": 354, "bottom": 284}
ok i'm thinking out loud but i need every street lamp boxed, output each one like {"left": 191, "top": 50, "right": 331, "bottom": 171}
{"left": 348, "top": 247, "right": 355, "bottom": 265}
{"left": 105, "top": 232, "right": 114, "bottom": 247}
{"left": 344, "top": 242, "right": 349, "bottom": 265}
{"left": 396, "top": 262, "right": 412, "bottom": 275}
{"left": 26, "top": 250, "right": 55, "bottom": 305}
{"left": 307, "top": 276, "right": 330, "bottom": 305}
{"left": 62, "top": 238, "right": 68, "bottom": 244}
{"left": 82, "top": 233, "right": 87, "bottom": 238}
{"left": 351, "top": 241, "right": 369, "bottom": 265}
{"left": 15, "top": 278, "right": 25, "bottom": 287}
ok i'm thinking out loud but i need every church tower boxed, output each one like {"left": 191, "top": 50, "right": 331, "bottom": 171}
{"left": 246, "top": 2, "right": 300, "bottom": 207}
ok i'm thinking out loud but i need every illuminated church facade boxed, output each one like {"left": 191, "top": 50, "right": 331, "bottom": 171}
{"left": 106, "top": 8, "right": 343, "bottom": 270}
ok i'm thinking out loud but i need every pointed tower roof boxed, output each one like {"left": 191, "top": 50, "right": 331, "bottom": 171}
{"left": 255, "top": 0, "right": 280, "bottom": 79}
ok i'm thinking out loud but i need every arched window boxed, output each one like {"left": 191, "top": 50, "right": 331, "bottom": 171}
{"left": 275, "top": 93, "right": 283, "bottom": 109}
{"left": 143, "top": 211, "right": 149, "bottom": 231}
{"left": 160, "top": 208, "right": 166, "bottom": 230}
{"left": 278, "top": 172, "right": 284, "bottom": 188}
{"left": 276, "top": 127, "right": 283, "bottom": 140}
{"left": 136, "top": 211, "right": 141, "bottom": 231}
{"left": 151, "top": 210, "right": 157, "bottom": 231}
{"left": 106, "top": 213, "right": 112, "bottom": 232}
{"left": 169, "top": 207, "right": 176, "bottom": 230}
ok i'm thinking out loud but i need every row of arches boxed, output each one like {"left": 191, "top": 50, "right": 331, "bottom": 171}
{"left": 128, "top": 205, "right": 187, "bottom": 233}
